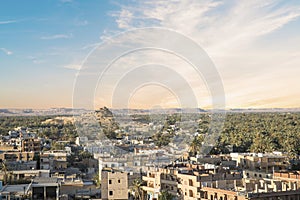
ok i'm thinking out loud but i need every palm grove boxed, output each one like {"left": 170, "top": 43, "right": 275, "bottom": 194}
{"left": 0, "top": 112, "right": 299, "bottom": 157}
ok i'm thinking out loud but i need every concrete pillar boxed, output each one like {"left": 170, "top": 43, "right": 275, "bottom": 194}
{"left": 274, "top": 183, "right": 277, "bottom": 192}
{"left": 282, "top": 182, "right": 286, "bottom": 191}
{"left": 264, "top": 182, "right": 268, "bottom": 192}
{"left": 255, "top": 184, "right": 258, "bottom": 193}
{"left": 56, "top": 185, "right": 60, "bottom": 200}
{"left": 44, "top": 186, "right": 46, "bottom": 200}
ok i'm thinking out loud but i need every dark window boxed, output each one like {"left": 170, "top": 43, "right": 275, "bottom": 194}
{"left": 109, "top": 191, "right": 113, "bottom": 196}
{"left": 118, "top": 179, "right": 121, "bottom": 183}
{"left": 109, "top": 180, "right": 112, "bottom": 184}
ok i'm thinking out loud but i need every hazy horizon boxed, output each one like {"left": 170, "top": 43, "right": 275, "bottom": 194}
{"left": 1, "top": 106, "right": 300, "bottom": 110}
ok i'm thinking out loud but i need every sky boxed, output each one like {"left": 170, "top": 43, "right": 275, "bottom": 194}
{"left": 1, "top": 0, "right": 300, "bottom": 109}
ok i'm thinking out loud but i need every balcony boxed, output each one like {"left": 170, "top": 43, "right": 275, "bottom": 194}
{"left": 142, "top": 186, "right": 155, "bottom": 192}
{"left": 143, "top": 176, "right": 155, "bottom": 182}
{"left": 161, "top": 179, "right": 177, "bottom": 185}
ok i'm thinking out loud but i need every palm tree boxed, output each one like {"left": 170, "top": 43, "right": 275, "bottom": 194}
{"left": 250, "top": 132, "right": 274, "bottom": 153}
{"left": 189, "top": 135, "right": 204, "bottom": 156}
{"left": 1, "top": 161, "right": 8, "bottom": 185}
{"left": 130, "top": 178, "right": 145, "bottom": 200}
{"left": 158, "top": 190, "right": 173, "bottom": 200}
{"left": 93, "top": 173, "right": 100, "bottom": 187}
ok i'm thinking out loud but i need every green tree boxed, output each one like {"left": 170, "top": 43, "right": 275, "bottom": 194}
{"left": 93, "top": 173, "right": 100, "bottom": 187}
{"left": 189, "top": 135, "right": 204, "bottom": 156}
{"left": 130, "top": 179, "right": 145, "bottom": 200}
{"left": 158, "top": 190, "right": 174, "bottom": 200}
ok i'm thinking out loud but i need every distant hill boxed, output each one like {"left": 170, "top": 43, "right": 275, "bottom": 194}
{"left": 0, "top": 108, "right": 90, "bottom": 116}
{"left": 228, "top": 108, "right": 300, "bottom": 113}
{"left": 0, "top": 107, "right": 299, "bottom": 116}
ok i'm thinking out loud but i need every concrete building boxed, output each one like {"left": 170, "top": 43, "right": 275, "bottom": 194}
{"left": 31, "top": 177, "right": 60, "bottom": 200}
{"left": 142, "top": 164, "right": 243, "bottom": 200}
{"left": 75, "top": 136, "right": 88, "bottom": 146}
{"left": 0, "top": 183, "right": 31, "bottom": 200}
{"left": 40, "top": 151, "right": 69, "bottom": 171}
{"left": 101, "top": 168, "right": 128, "bottom": 200}
{"left": 0, "top": 151, "right": 35, "bottom": 162}
{"left": 235, "top": 153, "right": 289, "bottom": 173}
{"left": 0, "top": 169, "right": 49, "bottom": 185}
{"left": 21, "top": 138, "right": 42, "bottom": 152}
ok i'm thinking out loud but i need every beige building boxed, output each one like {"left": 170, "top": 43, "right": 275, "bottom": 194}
{"left": 142, "top": 168, "right": 178, "bottom": 199}
{"left": 40, "top": 151, "right": 68, "bottom": 171}
{"left": 21, "top": 138, "right": 42, "bottom": 152}
{"left": 236, "top": 153, "right": 289, "bottom": 173}
{"left": 177, "top": 171, "right": 201, "bottom": 200}
{"left": 142, "top": 164, "right": 243, "bottom": 200}
{"left": 101, "top": 168, "right": 128, "bottom": 200}
{"left": 0, "top": 151, "right": 35, "bottom": 162}
{"left": 141, "top": 163, "right": 300, "bottom": 200}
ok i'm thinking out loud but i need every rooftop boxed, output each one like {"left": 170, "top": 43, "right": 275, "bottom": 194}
{"left": 0, "top": 184, "right": 31, "bottom": 195}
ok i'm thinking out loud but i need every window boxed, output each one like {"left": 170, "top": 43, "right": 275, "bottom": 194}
{"left": 109, "top": 180, "right": 112, "bottom": 184}
{"left": 189, "top": 190, "right": 193, "bottom": 197}
{"left": 118, "top": 179, "right": 121, "bottom": 183}
{"left": 189, "top": 179, "right": 193, "bottom": 186}
{"left": 109, "top": 191, "right": 113, "bottom": 196}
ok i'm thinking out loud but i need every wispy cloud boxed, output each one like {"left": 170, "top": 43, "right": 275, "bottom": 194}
{"left": 27, "top": 56, "right": 45, "bottom": 64}
{"left": 112, "top": 0, "right": 300, "bottom": 52}
{"left": 0, "top": 48, "right": 13, "bottom": 55}
{"left": 104, "top": 0, "right": 300, "bottom": 108}
{"left": 63, "top": 64, "right": 81, "bottom": 70}
{"left": 40, "top": 33, "right": 73, "bottom": 40}
{"left": 0, "top": 20, "right": 17, "bottom": 25}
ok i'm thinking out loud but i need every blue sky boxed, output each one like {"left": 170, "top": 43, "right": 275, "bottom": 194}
{"left": 1, "top": 0, "right": 119, "bottom": 108}
{"left": 1, "top": 0, "right": 300, "bottom": 109}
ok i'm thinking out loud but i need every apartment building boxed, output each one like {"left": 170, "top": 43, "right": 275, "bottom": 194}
{"left": 101, "top": 168, "right": 128, "bottom": 200}
{"left": 21, "top": 138, "right": 42, "bottom": 152}
{"left": 142, "top": 164, "right": 243, "bottom": 200}
{"left": 40, "top": 151, "right": 69, "bottom": 171}
{"left": 235, "top": 153, "right": 289, "bottom": 173}
{"left": 0, "top": 151, "right": 35, "bottom": 162}
{"left": 142, "top": 167, "right": 179, "bottom": 199}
